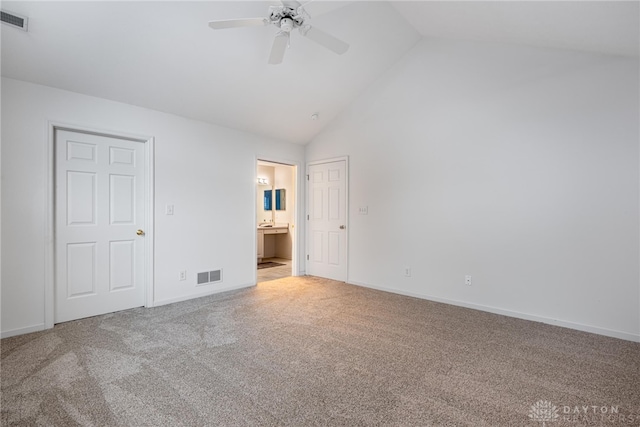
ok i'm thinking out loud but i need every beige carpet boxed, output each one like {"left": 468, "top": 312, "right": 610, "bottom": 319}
{"left": 2, "top": 276, "right": 639, "bottom": 426}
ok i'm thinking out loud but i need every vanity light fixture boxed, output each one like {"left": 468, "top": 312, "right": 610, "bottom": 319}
{"left": 257, "top": 178, "right": 268, "bottom": 185}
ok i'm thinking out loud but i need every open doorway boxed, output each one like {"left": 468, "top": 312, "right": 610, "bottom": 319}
{"left": 256, "top": 160, "right": 296, "bottom": 283}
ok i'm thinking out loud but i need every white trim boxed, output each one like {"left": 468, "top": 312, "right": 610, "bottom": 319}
{"left": 348, "top": 280, "right": 640, "bottom": 343}
{"left": 153, "top": 282, "right": 254, "bottom": 307}
{"left": 1, "top": 324, "right": 46, "bottom": 339}
{"left": 45, "top": 121, "right": 155, "bottom": 327}
{"left": 253, "top": 158, "right": 258, "bottom": 285}
{"left": 145, "top": 138, "right": 155, "bottom": 307}
{"left": 45, "top": 123, "right": 55, "bottom": 329}
{"left": 255, "top": 156, "right": 302, "bottom": 279}
{"left": 305, "top": 156, "right": 349, "bottom": 283}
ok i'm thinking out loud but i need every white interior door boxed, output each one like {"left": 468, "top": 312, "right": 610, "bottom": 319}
{"left": 307, "top": 160, "right": 347, "bottom": 281}
{"left": 55, "top": 129, "right": 146, "bottom": 323}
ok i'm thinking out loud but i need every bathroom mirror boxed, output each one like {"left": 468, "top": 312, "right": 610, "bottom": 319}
{"left": 275, "top": 189, "right": 286, "bottom": 211}
{"left": 263, "top": 190, "right": 272, "bottom": 211}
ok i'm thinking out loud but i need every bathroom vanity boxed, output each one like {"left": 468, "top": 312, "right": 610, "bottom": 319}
{"left": 257, "top": 224, "right": 289, "bottom": 262}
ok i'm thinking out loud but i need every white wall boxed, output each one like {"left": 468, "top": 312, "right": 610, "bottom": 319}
{"left": 273, "top": 164, "right": 294, "bottom": 259}
{"left": 306, "top": 40, "right": 640, "bottom": 341}
{"left": 1, "top": 77, "right": 304, "bottom": 337}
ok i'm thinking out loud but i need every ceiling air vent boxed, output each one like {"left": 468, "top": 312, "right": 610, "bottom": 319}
{"left": 1, "top": 10, "right": 28, "bottom": 31}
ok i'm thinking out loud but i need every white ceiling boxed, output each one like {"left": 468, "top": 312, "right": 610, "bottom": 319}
{"left": 392, "top": 1, "right": 639, "bottom": 58}
{"left": 2, "top": 1, "right": 638, "bottom": 145}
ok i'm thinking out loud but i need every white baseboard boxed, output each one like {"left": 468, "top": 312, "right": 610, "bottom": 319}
{"left": 347, "top": 280, "right": 640, "bottom": 343}
{"left": 1, "top": 323, "right": 46, "bottom": 339}
{"left": 5, "top": 281, "right": 637, "bottom": 343}
{"left": 2, "top": 283, "right": 257, "bottom": 338}
{"left": 152, "top": 282, "right": 255, "bottom": 307}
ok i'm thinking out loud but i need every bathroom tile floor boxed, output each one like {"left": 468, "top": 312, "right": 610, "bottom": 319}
{"left": 257, "top": 257, "right": 292, "bottom": 283}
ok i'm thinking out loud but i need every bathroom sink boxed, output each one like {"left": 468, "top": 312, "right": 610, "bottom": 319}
{"left": 258, "top": 223, "right": 289, "bottom": 230}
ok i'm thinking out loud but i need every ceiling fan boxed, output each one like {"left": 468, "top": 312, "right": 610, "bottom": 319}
{"left": 208, "top": 0, "right": 349, "bottom": 65}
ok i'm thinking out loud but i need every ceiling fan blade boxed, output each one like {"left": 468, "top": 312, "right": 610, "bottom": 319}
{"left": 301, "top": 26, "right": 349, "bottom": 55}
{"left": 281, "top": 1, "right": 302, "bottom": 9}
{"left": 301, "top": 1, "right": 351, "bottom": 19}
{"left": 208, "top": 18, "right": 268, "bottom": 30}
{"left": 268, "top": 32, "right": 289, "bottom": 65}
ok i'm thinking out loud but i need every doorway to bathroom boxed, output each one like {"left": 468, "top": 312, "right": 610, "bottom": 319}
{"left": 256, "top": 160, "right": 296, "bottom": 283}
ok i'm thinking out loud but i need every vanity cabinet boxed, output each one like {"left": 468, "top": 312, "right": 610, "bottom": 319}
{"left": 257, "top": 229, "right": 264, "bottom": 259}
{"left": 257, "top": 225, "right": 288, "bottom": 262}
{"left": 263, "top": 228, "right": 287, "bottom": 235}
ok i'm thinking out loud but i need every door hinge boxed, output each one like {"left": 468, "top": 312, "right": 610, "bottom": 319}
{"left": 306, "top": 174, "right": 309, "bottom": 181}
{"left": 307, "top": 255, "right": 309, "bottom": 260}
{"left": 307, "top": 214, "right": 309, "bottom": 220}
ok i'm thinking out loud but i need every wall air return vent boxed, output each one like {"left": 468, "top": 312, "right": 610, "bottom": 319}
{"left": 1, "top": 10, "right": 28, "bottom": 31}
{"left": 197, "top": 272, "right": 209, "bottom": 285}
{"left": 197, "top": 269, "right": 223, "bottom": 286}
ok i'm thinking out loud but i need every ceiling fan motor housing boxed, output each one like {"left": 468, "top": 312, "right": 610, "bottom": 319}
{"left": 268, "top": 5, "right": 307, "bottom": 30}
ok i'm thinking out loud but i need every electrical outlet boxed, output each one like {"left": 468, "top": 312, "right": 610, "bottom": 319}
{"left": 358, "top": 206, "right": 368, "bottom": 215}
{"left": 404, "top": 267, "right": 411, "bottom": 277}
{"left": 166, "top": 204, "right": 174, "bottom": 215}
{"left": 179, "top": 270, "right": 186, "bottom": 281}
{"left": 465, "top": 275, "right": 472, "bottom": 286}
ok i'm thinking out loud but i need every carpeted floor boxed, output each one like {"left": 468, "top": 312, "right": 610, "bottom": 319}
{"left": 2, "top": 276, "right": 639, "bottom": 426}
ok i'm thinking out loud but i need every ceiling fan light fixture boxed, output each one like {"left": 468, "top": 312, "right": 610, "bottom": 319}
{"left": 280, "top": 17, "right": 294, "bottom": 32}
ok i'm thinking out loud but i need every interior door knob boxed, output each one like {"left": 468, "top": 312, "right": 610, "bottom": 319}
{"left": 340, "top": 225, "right": 346, "bottom": 230}
{"left": 136, "top": 229, "right": 145, "bottom": 236}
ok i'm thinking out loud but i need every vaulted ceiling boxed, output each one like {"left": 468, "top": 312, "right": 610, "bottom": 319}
{"left": 2, "top": 1, "right": 638, "bottom": 144}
